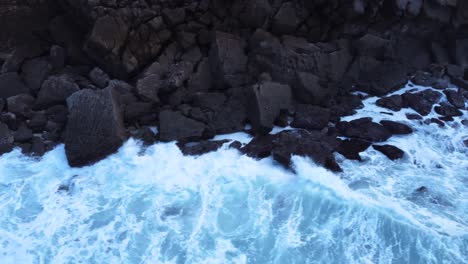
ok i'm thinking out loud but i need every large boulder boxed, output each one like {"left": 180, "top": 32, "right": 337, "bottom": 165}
{"left": 83, "top": 14, "right": 129, "bottom": 78}
{"left": 373, "top": 144, "right": 405, "bottom": 160}
{"left": 20, "top": 57, "right": 52, "bottom": 93}
{"left": 358, "top": 62, "right": 408, "bottom": 95}
{"left": 158, "top": 110, "right": 206, "bottom": 142}
{"left": 209, "top": 31, "right": 248, "bottom": 88}
{"left": 35, "top": 75, "right": 80, "bottom": 108}
{"left": 337, "top": 139, "right": 371, "bottom": 161}
{"left": 402, "top": 89, "right": 442, "bottom": 116}
{"left": 291, "top": 104, "right": 330, "bottom": 130}
{"left": 376, "top": 94, "right": 405, "bottom": 111}
{"left": 248, "top": 81, "right": 292, "bottom": 134}
{"left": 336, "top": 118, "right": 392, "bottom": 142}
{"left": 380, "top": 120, "right": 413, "bottom": 135}
{"left": 0, "top": 72, "right": 29, "bottom": 99}
{"left": 65, "top": 87, "right": 127, "bottom": 167}
{"left": 7, "top": 93, "right": 35, "bottom": 118}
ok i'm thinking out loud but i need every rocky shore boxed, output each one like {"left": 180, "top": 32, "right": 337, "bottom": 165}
{"left": 0, "top": 0, "right": 467, "bottom": 170}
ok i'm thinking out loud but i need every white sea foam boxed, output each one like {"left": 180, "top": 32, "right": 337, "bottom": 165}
{"left": 0, "top": 83, "right": 467, "bottom": 263}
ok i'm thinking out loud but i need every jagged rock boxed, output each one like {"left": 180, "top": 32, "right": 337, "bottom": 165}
{"left": 89, "top": 67, "right": 110, "bottom": 88}
{"left": 353, "top": 33, "right": 390, "bottom": 59}
{"left": 272, "top": 2, "right": 301, "bottom": 35}
{"left": 373, "top": 144, "right": 405, "bottom": 160}
{"left": 0, "top": 123, "right": 14, "bottom": 155}
{"left": 136, "top": 74, "right": 162, "bottom": 103}
{"left": 444, "top": 89, "right": 465, "bottom": 108}
{"left": 1, "top": 44, "right": 47, "bottom": 73}
{"left": 402, "top": 90, "right": 442, "bottom": 116}
{"left": 30, "top": 136, "right": 45, "bottom": 156}
{"left": 248, "top": 82, "right": 292, "bottom": 134}
{"left": 406, "top": 113, "right": 423, "bottom": 120}
{"left": 337, "top": 139, "right": 371, "bottom": 161}
{"left": 380, "top": 120, "right": 413, "bottom": 135}
{"left": 162, "top": 8, "right": 186, "bottom": 26}
{"left": 358, "top": 62, "right": 408, "bottom": 95}
{"left": 158, "top": 110, "right": 206, "bottom": 142}
{"left": 7, "top": 93, "right": 34, "bottom": 118}
{"left": 241, "top": 129, "right": 341, "bottom": 172}
{"left": 291, "top": 104, "right": 330, "bottom": 130}
{"left": 294, "top": 72, "right": 330, "bottom": 105}
{"left": 209, "top": 31, "right": 248, "bottom": 88}
{"left": 84, "top": 14, "right": 129, "bottom": 78}
{"left": 0, "top": 72, "right": 29, "bottom": 99}
{"left": 27, "top": 111, "right": 47, "bottom": 132}
{"left": 434, "top": 103, "right": 463, "bottom": 117}
{"left": 46, "top": 105, "right": 68, "bottom": 124}
{"left": 177, "top": 140, "right": 229, "bottom": 156}
{"left": 336, "top": 118, "right": 392, "bottom": 142}
{"left": 21, "top": 57, "right": 52, "bottom": 92}
{"left": 446, "top": 64, "right": 464, "bottom": 79}
{"left": 35, "top": 75, "right": 80, "bottom": 108}
{"left": 65, "top": 87, "right": 127, "bottom": 167}
{"left": 209, "top": 88, "right": 249, "bottom": 134}
{"left": 329, "top": 95, "right": 364, "bottom": 121}
{"left": 124, "top": 102, "right": 155, "bottom": 123}
{"left": 241, "top": 0, "right": 272, "bottom": 28}
{"left": 13, "top": 124, "right": 33, "bottom": 142}
{"left": 0, "top": 99, "right": 4, "bottom": 112}
{"left": 411, "top": 71, "right": 448, "bottom": 89}
{"left": 130, "top": 127, "right": 157, "bottom": 145}
{"left": 376, "top": 94, "right": 405, "bottom": 111}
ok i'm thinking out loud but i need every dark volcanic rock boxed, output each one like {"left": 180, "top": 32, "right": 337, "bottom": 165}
{"left": 291, "top": 104, "right": 330, "bottom": 130}
{"left": 248, "top": 82, "right": 291, "bottom": 134}
{"left": 0, "top": 72, "right": 29, "bottom": 99}
{"left": 89, "top": 67, "right": 110, "bottom": 88}
{"left": 410, "top": 71, "right": 448, "bottom": 89}
{"left": 376, "top": 94, "right": 405, "bottom": 111}
{"left": 13, "top": 124, "right": 33, "bottom": 142}
{"left": 130, "top": 127, "right": 157, "bottom": 145}
{"left": 336, "top": 118, "right": 391, "bottom": 142}
{"left": 83, "top": 14, "right": 129, "bottom": 78}
{"left": 337, "top": 139, "right": 372, "bottom": 161}
{"left": 380, "top": 120, "right": 413, "bottom": 135}
{"left": 434, "top": 103, "right": 463, "bottom": 117}
{"left": 65, "top": 87, "right": 127, "bottom": 167}
{"left": 36, "top": 75, "right": 80, "bottom": 108}
{"left": 209, "top": 31, "right": 248, "bottom": 88}
{"left": 0, "top": 123, "right": 14, "bottom": 155}
{"left": 358, "top": 62, "right": 408, "bottom": 96}
{"left": 241, "top": 129, "right": 341, "bottom": 172}
{"left": 21, "top": 57, "right": 52, "bottom": 92}
{"left": 402, "top": 90, "right": 442, "bottom": 116}
{"left": 136, "top": 74, "right": 162, "bottom": 103}
{"left": 444, "top": 89, "right": 465, "bottom": 109}
{"left": 158, "top": 110, "right": 206, "bottom": 142}
{"left": 7, "top": 93, "right": 34, "bottom": 118}
{"left": 373, "top": 144, "right": 405, "bottom": 160}
{"left": 294, "top": 72, "right": 330, "bottom": 105}
{"left": 177, "top": 140, "right": 229, "bottom": 156}
{"left": 406, "top": 113, "right": 423, "bottom": 120}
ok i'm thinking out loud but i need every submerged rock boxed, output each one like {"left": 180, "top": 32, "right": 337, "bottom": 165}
{"left": 177, "top": 140, "right": 229, "bottom": 156}
{"left": 373, "top": 144, "right": 405, "bottom": 160}
{"left": 336, "top": 118, "right": 391, "bottom": 142}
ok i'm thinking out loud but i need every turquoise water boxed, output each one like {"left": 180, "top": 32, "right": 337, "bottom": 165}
{"left": 0, "top": 85, "right": 467, "bottom": 263}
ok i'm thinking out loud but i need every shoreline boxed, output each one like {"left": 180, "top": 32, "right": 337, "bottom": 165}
{"left": 0, "top": 0, "right": 467, "bottom": 169}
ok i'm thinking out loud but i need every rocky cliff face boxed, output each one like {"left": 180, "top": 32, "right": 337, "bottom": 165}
{"left": 0, "top": 0, "right": 467, "bottom": 168}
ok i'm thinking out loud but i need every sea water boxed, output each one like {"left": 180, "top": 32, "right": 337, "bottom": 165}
{"left": 0, "top": 84, "right": 467, "bottom": 264}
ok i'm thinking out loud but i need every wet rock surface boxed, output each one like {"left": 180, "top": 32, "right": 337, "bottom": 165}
{"left": 0, "top": 0, "right": 467, "bottom": 169}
